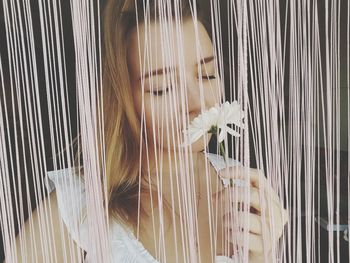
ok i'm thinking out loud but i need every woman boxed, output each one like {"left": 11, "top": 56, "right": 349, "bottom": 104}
{"left": 8, "top": 0, "right": 288, "bottom": 262}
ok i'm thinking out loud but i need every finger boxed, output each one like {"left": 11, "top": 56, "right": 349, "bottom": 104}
{"left": 234, "top": 183, "right": 283, "bottom": 213}
{"left": 265, "top": 202, "right": 289, "bottom": 240}
{"left": 283, "top": 207, "right": 289, "bottom": 225}
{"left": 227, "top": 231, "right": 265, "bottom": 254}
{"left": 212, "top": 182, "right": 288, "bottom": 228}
{"left": 223, "top": 212, "right": 262, "bottom": 235}
{"left": 218, "top": 167, "right": 288, "bottom": 205}
{"left": 218, "top": 166, "right": 266, "bottom": 189}
{"left": 263, "top": 183, "right": 284, "bottom": 210}
{"left": 231, "top": 188, "right": 261, "bottom": 213}
{"left": 213, "top": 187, "right": 262, "bottom": 213}
{"left": 246, "top": 233, "right": 264, "bottom": 253}
{"left": 218, "top": 167, "right": 284, "bottom": 206}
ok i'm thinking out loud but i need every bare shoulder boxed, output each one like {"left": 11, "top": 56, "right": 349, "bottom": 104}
{"left": 3, "top": 191, "right": 84, "bottom": 263}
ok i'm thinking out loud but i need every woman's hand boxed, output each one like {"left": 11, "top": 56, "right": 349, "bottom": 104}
{"left": 212, "top": 166, "right": 288, "bottom": 262}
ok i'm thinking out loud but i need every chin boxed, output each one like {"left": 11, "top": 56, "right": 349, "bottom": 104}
{"left": 189, "top": 139, "right": 209, "bottom": 152}
{"left": 183, "top": 133, "right": 213, "bottom": 153}
{"left": 160, "top": 134, "right": 212, "bottom": 153}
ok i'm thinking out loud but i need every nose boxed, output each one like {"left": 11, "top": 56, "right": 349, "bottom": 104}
{"left": 186, "top": 78, "right": 203, "bottom": 116}
{"left": 179, "top": 72, "right": 220, "bottom": 121}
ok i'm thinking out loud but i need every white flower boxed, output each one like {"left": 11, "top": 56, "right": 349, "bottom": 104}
{"left": 183, "top": 106, "right": 219, "bottom": 145}
{"left": 216, "top": 101, "right": 245, "bottom": 142}
{"left": 183, "top": 101, "right": 245, "bottom": 145}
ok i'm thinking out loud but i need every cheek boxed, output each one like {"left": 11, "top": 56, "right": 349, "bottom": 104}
{"left": 204, "top": 80, "right": 223, "bottom": 106}
{"left": 132, "top": 86, "right": 143, "bottom": 119}
{"left": 144, "top": 96, "right": 185, "bottom": 143}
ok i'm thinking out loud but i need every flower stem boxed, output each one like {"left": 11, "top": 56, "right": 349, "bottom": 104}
{"left": 219, "top": 142, "right": 226, "bottom": 162}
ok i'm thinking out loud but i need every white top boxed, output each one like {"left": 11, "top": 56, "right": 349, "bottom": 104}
{"left": 45, "top": 153, "right": 241, "bottom": 263}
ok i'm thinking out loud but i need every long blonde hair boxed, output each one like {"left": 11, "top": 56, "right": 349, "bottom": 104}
{"left": 102, "top": 0, "right": 207, "bottom": 230}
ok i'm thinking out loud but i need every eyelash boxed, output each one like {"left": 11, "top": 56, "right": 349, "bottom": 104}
{"left": 152, "top": 86, "right": 172, "bottom": 96}
{"left": 202, "top": 74, "right": 216, "bottom": 80}
{"left": 151, "top": 75, "right": 216, "bottom": 96}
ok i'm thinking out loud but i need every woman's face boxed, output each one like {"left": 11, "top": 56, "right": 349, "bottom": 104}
{"left": 127, "top": 19, "right": 222, "bottom": 152}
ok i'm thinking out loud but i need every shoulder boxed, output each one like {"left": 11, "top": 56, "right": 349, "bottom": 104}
{"left": 46, "top": 168, "right": 159, "bottom": 263}
{"left": 4, "top": 189, "right": 84, "bottom": 263}
{"left": 45, "top": 167, "right": 89, "bottom": 250}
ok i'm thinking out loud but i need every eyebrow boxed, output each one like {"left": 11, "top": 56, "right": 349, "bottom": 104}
{"left": 199, "top": 55, "right": 215, "bottom": 65}
{"left": 141, "top": 55, "right": 215, "bottom": 80}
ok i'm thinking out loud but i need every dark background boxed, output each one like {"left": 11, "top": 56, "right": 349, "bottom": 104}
{"left": 0, "top": 0, "right": 349, "bottom": 262}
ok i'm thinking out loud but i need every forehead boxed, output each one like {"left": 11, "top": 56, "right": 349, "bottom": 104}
{"left": 127, "top": 19, "right": 213, "bottom": 80}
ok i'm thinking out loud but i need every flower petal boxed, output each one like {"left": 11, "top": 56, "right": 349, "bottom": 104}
{"left": 183, "top": 100, "right": 244, "bottom": 145}
{"left": 226, "top": 126, "right": 241, "bottom": 137}
{"left": 218, "top": 129, "right": 226, "bottom": 143}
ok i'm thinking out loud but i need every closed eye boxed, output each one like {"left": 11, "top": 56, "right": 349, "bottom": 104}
{"left": 201, "top": 74, "right": 216, "bottom": 80}
{"left": 151, "top": 86, "right": 172, "bottom": 96}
